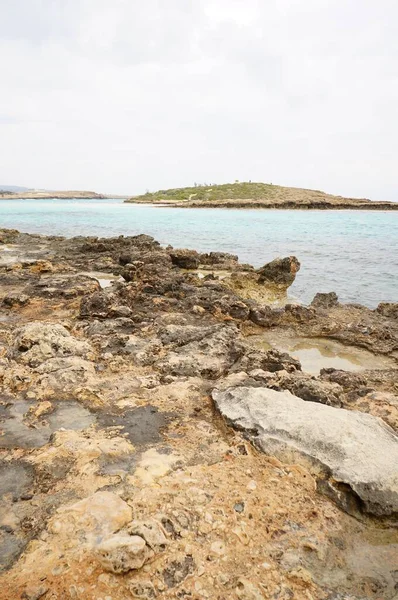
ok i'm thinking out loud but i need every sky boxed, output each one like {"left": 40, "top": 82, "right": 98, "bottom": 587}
{"left": 0, "top": 0, "right": 397, "bottom": 199}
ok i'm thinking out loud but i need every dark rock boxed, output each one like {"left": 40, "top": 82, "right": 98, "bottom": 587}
{"left": 278, "top": 372, "right": 343, "bottom": 407}
{"left": 80, "top": 290, "right": 115, "bottom": 319}
{"left": 169, "top": 249, "right": 200, "bottom": 269}
{"left": 163, "top": 556, "right": 195, "bottom": 588}
{"left": 256, "top": 256, "right": 300, "bottom": 288}
{"left": 27, "top": 275, "right": 100, "bottom": 299}
{"left": 283, "top": 304, "right": 317, "bottom": 323}
{"left": 311, "top": 292, "right": 339, "bottom": 309}
{"left": 376, "top": 302, "right": 398, "bottom": 319}
{"left": 2, "top": 294, "right": 30, "bottom": 307}
{"left": 249, "top": 306, "right": 282, "bottom": 327}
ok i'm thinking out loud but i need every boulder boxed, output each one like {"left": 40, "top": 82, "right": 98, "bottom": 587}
{"left": 213, "top": 386, "right": 398, "bottom": 517}
{"left": 256, "top": 256, "right": 300, "bottom": 288}
{"left": 95, "top": 534, "right": 152, "bottom": 573}
{"left": 169, "top": 249, "right": 200, "bottom": 269}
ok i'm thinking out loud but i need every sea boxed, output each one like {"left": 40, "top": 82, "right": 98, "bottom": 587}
{"left": 0, "top": 198, "right": 397, "bottom": 308}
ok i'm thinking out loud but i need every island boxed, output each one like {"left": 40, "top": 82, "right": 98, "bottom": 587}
{"left": 125, "top": 181, "right": 398, "bottom": 209}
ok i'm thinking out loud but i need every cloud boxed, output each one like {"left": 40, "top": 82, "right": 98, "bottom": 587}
{"left": 0, "top": 0, "right": 397, "bottom": 198}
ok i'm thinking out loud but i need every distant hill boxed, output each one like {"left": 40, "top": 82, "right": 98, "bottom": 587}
{"left": 126, "top": 182, "right": 398, "bottom": 210}
{"left": 0, "top": 185, "right": 31, "bottom": 192}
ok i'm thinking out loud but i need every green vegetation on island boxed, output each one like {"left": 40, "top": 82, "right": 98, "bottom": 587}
{"left": 126, "top": 181, "right": 397, "bottom": 210}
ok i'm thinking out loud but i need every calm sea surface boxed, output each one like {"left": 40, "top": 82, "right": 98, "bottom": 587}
{"left": 0, "top": 198, "right": 397, "bottom": 307}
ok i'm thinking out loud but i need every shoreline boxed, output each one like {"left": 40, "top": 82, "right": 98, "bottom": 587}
{"left": 125, "top": 199, "right": 398, "bottom": 210}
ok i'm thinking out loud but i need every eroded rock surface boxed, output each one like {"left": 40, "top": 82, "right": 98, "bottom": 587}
{"left": 0, "top": 229, "right": 397, "bottom": 600}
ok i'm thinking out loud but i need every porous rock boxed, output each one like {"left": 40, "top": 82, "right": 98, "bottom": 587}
{"left": 376, "top": 302, "right": 398, "bottom": 320}
{"left": 10, "top": 322, "right": 92, "bottom": 367}
{"left": 311, "top": 292, "right": 339, "bottom": 309}
{"left": 95, "top": 534, "right": 153, "bottom": 573}
{"left": 157, "top": 326, "right": 244, "bottom": 378}
{"left": 169, "top": 248, "right": 200, "bottom": 269}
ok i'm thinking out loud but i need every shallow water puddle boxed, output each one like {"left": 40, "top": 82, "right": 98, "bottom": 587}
{"left": 81, "top": 271, "right": 122, "bottom": 289}
{"left": 0, "top": 460, "right": 34, "bottom": 499}
{"left": 97, "top": 405, "right": 175, "bottom": 446}
{"left": 249, "top": 333, "right": 395, "bottom": 375}
{"left": 0, "top": 399, "right": 95, "bottom": 449}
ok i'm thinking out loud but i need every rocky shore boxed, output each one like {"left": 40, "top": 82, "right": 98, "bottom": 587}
{"left": 0, "top": 228, "right": 397, "bottom": 600}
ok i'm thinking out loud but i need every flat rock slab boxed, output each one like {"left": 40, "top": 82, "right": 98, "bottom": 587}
{"left": 212, "top": 386, "right": 398, "bottom": 517}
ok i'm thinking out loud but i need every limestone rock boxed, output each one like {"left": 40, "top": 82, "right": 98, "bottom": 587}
{"left": 27, "top": 274, "right": 100, "bottom": 298}
{"left": 199, "top": 251, "right": 240, "bottom": 269}
{"left": 213, "top": 386, "right": 398, "bottom": 516}
{"left": 159, "top": 324, "right": 216, "bottom": 347}
{"left": 10, "top": 322, "right": 92, "bottom": 367}
{"left": 2, "top": 293, "right": 30, "bottom": 307}
{"left": 127, "top": 519, "right": 168, "bottom": 552}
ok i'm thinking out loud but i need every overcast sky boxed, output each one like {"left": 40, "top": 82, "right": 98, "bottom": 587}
{"left": 0, "top": 0, "right": 397, "bottom": 198}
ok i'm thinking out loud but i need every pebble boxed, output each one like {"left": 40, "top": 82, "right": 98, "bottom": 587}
{"left": 247, "top": 480, "right": 257, "bottom": 491}
{"left": 210, "top": 540, "right": 226, "bottom": 555}
{"left": 234, "top": 502, "right": 245, "bottom": 513}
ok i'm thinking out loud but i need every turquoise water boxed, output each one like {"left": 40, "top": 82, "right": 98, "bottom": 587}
{"left": 0, "top": 198, "right": 397, "bottom": 307}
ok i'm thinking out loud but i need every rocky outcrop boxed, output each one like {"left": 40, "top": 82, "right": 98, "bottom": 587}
{"left": 213, "top": 386, "right": 398, "bottom": 517}
{"left": 169, "top": 249, "right": 200, "bottom": 269}
{"left": 256, "top": 256, "right": 300, "bottom": 288}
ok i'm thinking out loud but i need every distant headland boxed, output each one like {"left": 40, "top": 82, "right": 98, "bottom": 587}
{"left": 0, "top": 187, "right": 127, "bottom": 200}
